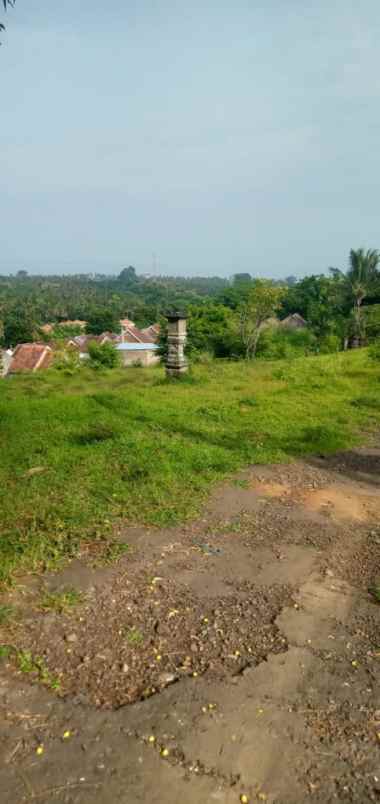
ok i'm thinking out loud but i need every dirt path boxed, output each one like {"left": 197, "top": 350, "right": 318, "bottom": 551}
{"left": 1, "top": 446, "right": 380, "bottom": 803}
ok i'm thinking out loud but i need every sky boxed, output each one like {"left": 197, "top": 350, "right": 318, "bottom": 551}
{"left": 1, "top": 1, "right": 380, "bottom": 278}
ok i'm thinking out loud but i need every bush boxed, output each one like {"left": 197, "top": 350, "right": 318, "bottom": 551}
{"left": 257, "top": 328, "right": 318, "bottom": 360}
{"left": 368, "top": 339, "right": 380, "bottom": 362}
{"left": 190, "top": 350, "right": 214, "bottom": 365}
{"left": 318, "top": 334, "right": 341, "bottom": 354}
{"left": 88, "top": 341, "right": 119, "bottom": 369}
{"left": 53, "top": 348, "right": 81, "bottom": 375}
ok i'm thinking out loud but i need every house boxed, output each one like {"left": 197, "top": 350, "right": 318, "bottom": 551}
{"left": 280, "top": 313, "right": 307, "bottom": 330}
{"left": 98, "top": 332, "right": 121, "bottom": 345}
{"left": 7, "top": 343, "right": 53, "bottom": 375}
{"left": 69, "top": 334, "right": 100, "bottom": 359}
{"left": 120, "top": 319, "right": 153, "bottom": 344}
{"left": 120, "top": 318, "right": 136, "bottom": 331}
{"left": 62, "top": 320, "right": 87, "bottom": 330}
{"left": 67, "top": 332, "right": 121, "bottom": 359}
{"left": 116, "top": 342, "right": 160, "bottom": 367}
{"left": 259, "top": 317, "right": 280, "bottom": 332}
{"left": 40, "top": 320, "right": 87, "bottom": 334}
{"left": 141, "top": 323, "right": 160, "bottom": 343}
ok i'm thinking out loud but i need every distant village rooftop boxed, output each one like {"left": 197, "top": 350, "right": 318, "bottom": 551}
{"left": 7, "top": 343, "right": 53, "bottom": 374}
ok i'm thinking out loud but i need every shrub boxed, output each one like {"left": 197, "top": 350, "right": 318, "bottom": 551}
{"left": 88, "top": 341, "right": 120, "bottom": 369}
{"left": 53, "top": 348, "right": 81, "bottom": 375}
{"left": 257, "top": 328, "right": 318, "bottom": 360}
{"left": 368, "top": 339, "right": 380, "bottom": 362}
{"left": 318, "top": 334, "right": 341, "bottom": 354}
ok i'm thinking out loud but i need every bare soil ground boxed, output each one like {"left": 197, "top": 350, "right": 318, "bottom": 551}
{"left": 1, "top": 445, "right": 380, "bottom": 803}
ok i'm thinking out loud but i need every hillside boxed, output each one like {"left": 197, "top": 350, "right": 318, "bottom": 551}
{"left": 0, "top": 349, "right": 379, "bottom": 584}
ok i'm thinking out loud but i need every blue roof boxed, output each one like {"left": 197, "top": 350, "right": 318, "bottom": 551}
{"left": 116, "top": 342, "right": 158, "bottom": 351}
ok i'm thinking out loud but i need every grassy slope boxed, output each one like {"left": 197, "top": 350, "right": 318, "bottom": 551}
{"left": 0, "top": 351, "right": 379, "bottom": 583}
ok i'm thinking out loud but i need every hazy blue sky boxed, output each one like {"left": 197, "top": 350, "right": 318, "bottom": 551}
{"left": 1, "top": 1, "right": 380, "bottom": 277}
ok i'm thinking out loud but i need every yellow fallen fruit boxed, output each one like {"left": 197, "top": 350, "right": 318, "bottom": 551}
{"left": 148, "top": 735, "right": 155, "bottom": 743}
{"left": 258, "top": 794, "right": 268, "bottom": 801}
{"left": 351, "top": 660, "right": 358, "bottom": 667}
{"left": 240, "top": 795, "right": 249, "bottom": 803}
{"left": 193, "top": 671, "right": 198, "bottom": 677}
{"left": 62, "top": 730, "right": 71, "bottom": 739}
{"left": 161, "top": 748, "right": 169, "bottom": 757}
{"left": 156, "top": 655, "right": 162, "bottom": 662}
{"left": 36, "top": 745, "right": 44, "bottom": 756}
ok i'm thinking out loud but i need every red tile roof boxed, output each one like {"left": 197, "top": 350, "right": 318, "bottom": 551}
{"left": 122, "top": 325, "right": 152, "bottom": 344}
{"left": 9, "top": 344, "right": 53, "bottom": 373}
{"left": 141, "top": 324, "right": 160, "bottom": 342}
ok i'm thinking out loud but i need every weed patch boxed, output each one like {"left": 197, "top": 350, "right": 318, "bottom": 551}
{"left": 72, "top": 423, "right": 117, "bottom": 445}
{"left": 40, "top": 588, "right": 83, "bottom": 614}
{"left": 0, "top": 604, "right": 16, "bottom": 625}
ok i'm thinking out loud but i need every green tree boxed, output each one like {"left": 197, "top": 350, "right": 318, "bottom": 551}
{"left": 345, "top": 249, "right": 380, "bottom": 345}
{"left": 186, "top": 303, "right": 242, "bottom": 358}
{"left": 281, "top": 273, "right": 347, "bottom": 341}
{"left": 1, "top": 0, "right": 14, "bottom": 38}
{"left": 233, "top": 273, "right": 252, "bottom": 285}
{"left": 238, "top": 281, "right": 284, "bottom": 359}
{"left": 86, "top": 308, "right": 121, "bottom": 336}
{"left": 3, "top": 311, "right": 36, "bottom": 347}
{"left": 118, "top": 266, "right": 137, "bottom": 286}
{"left": 88, "top": 341, "right": 120, "bottom": 368}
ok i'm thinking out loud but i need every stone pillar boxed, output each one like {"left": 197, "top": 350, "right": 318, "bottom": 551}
{"left": 166, "top": 313, "right": 188, "bottom": 377}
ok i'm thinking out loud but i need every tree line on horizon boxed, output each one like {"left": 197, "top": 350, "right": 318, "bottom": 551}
{"left": 1, "top": 249, "right": 380, "bottom": 359}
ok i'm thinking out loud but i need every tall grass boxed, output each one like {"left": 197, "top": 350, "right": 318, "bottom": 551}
{"left": 0, "top": 351, "right": 379, "bottom": 583}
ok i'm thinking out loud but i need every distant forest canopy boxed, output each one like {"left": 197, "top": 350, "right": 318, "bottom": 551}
{"left": 1, "top": 251, "right": 380, "bottom": 355}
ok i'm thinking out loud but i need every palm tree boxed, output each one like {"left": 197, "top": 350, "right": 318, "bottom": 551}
{"left": 1, "top": 0, "right": 14, "bottom": 38}
{"left": 346, "top": 248, "right": 380, "bottom": 346}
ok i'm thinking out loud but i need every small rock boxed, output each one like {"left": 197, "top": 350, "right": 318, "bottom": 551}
{"left": 159, "top": 672, "right": 178, "bottom": 687}
{"left": 190, "top": 642, "right": 198, "bottom": 653}
{"left": 325, "top": 569, "right": 334, "bottom": 577}
{"left": 122, "top": 663, "right": 129, "bottom": 674}
{"left": 66, "top": 633, "right": 78, "bottom": 643}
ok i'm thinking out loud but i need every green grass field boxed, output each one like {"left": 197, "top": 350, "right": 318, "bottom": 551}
{"left": 0, "top": 350, "right": 379, "bottom": 584}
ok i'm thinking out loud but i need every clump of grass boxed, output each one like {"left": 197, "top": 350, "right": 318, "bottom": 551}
{"left": 94, "top": 541, "right": 129, "bottom": 566}
{"left": 0, "top": 644, "right": 12, "bottom": 660}
{"left": 72, "top": 423, "right": 117, "bottom": 445}
{"left": 239, "top": 397, "right": 258, "bottom": 408}
{"left": 351, "top": 396, "right": 380, "bottom": 411}
{"left": 125, "top": 626, "right": 144, "bottom": 645}
{"left": 369, "top": 583, "right": 380, "bottom": 603}
{"left": 233, "top": 478, "right": 250, "bottom": 489}
{"left": 0, "top": 604, "right": 16, "bottom": 625}
{"left": 16, "top": 650, "right": 61, "bottom": 690}
{"left": 0, "top": 645, "right": 60, "bottom": 689}
{"left": 40, "top": 587, "right": 83, "bottom": 614}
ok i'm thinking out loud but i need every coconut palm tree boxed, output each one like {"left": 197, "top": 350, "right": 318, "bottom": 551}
{"left": 346, "top": 248, "right": 380, "bottom": 346}
{"left": 1, "top": 0, "right": 14, "bottom": 38}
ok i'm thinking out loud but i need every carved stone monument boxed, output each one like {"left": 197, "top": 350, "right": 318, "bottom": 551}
{"left": 166, "top": 313, "right": 188, "bottom": 377}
